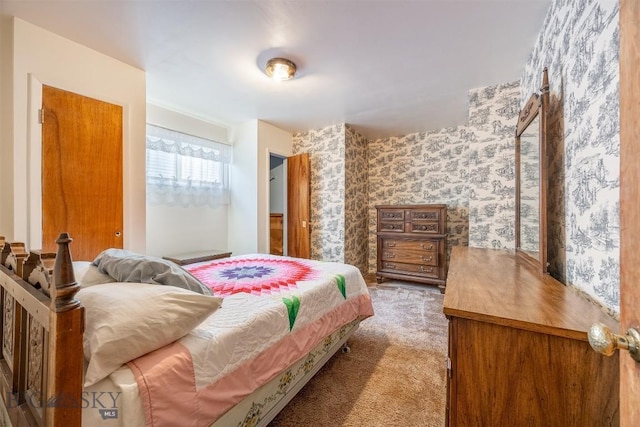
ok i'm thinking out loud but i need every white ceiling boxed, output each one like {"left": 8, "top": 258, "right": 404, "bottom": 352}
{"left": 1, "top": 0, "right": 551, "bottom": 140}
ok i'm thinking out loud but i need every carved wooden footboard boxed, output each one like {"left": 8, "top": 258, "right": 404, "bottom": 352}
{"left": 0, "top": 233, "right": 83, "bottom": 427}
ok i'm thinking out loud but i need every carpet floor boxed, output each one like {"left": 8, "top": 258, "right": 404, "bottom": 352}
{"left": 269, "top": 282, "right": 448, "bottom": 427}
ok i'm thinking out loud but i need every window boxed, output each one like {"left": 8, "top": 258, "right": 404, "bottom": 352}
{"left": 146, "top": 124, "right": 230, "bottom": 207}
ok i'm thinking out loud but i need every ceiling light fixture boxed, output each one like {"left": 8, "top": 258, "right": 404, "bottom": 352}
{"left": 265, "top": 58, "right": 297, "bottom": 81}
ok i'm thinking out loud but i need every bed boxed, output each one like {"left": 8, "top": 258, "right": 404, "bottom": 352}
{"left": 0, "top": 234, "right": 374, "bottom": 426}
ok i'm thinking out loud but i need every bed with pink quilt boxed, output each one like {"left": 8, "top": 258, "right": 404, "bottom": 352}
{"left": 76, "top": 252, "right": 374, "bottom": 427}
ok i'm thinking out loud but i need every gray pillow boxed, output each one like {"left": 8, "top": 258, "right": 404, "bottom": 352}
{"left": 92, "top": 249, "right": 213, "bottom": 296}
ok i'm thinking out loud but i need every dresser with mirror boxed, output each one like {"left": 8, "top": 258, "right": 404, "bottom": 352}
{"left": 443, "top": 69, "right": 619, "bottom": 426}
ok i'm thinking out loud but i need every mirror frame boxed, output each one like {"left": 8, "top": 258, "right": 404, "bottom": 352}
{"left": 515, "top": 68, "right": 549, "bottom": 273}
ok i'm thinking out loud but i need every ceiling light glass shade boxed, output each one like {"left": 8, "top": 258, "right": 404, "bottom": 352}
{"left": 265, "top": 58, "right": 296, "bottom": 81}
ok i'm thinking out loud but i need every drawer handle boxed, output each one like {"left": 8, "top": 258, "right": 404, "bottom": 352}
{"left": 386, "top": 264, "right": 397, "bottom": 269}
{"left": 384, "top": 252, "right": 396, "bottom": 259}
{"left": 386, "top": 242, "right": 396, "bottom": 248}
{"left": 421, "top": 255, "right": 433, "bottom": 262}
{"left": 420, "top": 266, "right": 434, "bottom": 273}
{"left": 421, "top": 243, "right": 434, "bottom": 251}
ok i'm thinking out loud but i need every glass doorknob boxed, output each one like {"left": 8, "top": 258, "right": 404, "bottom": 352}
{"left": 588, "top": 322, "right": 640, "bottom": 362}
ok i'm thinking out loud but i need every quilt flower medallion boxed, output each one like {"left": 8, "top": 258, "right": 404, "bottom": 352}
{"left": 185, "top": 257, "right": 321, "bottom": 297}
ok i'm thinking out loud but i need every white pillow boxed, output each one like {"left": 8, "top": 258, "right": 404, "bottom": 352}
{"left": 81, "top": 265, "right": 117, "bottom": 287}
{"left": 78, "top": 282, "right": 223, "bottom": 387}
{"left": 72, "top": 261, "right": 92, "bottom": 283}
{"left": 73, "top": 262, "right": 116, "bottom": 287}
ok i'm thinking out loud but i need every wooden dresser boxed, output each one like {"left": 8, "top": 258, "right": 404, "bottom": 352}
{"left": 443, "top": 247, "right": 619, "bottom": 426}
{"left": 270, "top": 213, "right": 284, "bottom": 256}
{"left": 375, "top": 204, "right": 447, "bottom": 292}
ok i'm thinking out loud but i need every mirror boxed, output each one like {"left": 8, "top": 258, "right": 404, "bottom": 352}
{"left": 515, "top": 68, "right": 549, "bottom": 273}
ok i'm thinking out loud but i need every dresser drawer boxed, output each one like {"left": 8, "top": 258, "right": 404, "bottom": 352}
{"left": 410, "top": 209, "right": 442, "bottom": 222}
{"left": 378, "top": 221, "right": 406, "bottom": 233}
{"left": 381, "top": 248, "right": 438, "bottom": 266}
{"left": 381, "top": 238, "right": 438, "bottom": 253}
{"left": 378, "top": 209, "right": 405, "bottom": 222}
{"left": 381, "top": 261, "right": 440, "bottom": 278}
{"left": 377, "top": 209, "right": 405, "bottom": 233}
{"left": 410, "top": 222, "right": 441, "bottom": 234}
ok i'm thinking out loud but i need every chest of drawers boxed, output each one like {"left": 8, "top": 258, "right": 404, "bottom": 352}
{"left": 443, "top": 247, "right": 618, "bottom": 426}
{"left": 375, "top": 204, "right": 447, "bottom": 292}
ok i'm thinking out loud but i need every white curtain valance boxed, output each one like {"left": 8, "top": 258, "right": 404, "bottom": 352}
{"left": 145, "top": 124, "right": 230, "bottom": 208}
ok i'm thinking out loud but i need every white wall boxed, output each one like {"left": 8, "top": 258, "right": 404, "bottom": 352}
{"left": 145, "top": 104, "right": 231, "bottom": 256}
{"left": 228, "top": 120, "right": 292, "bottom": 255}
{"left": 257, "top": 121, "right": 292, "bottom": 253}
{"left": 2, "top": 18, "right": 146, "bottom": 252}
{"left": 146, "top": 205, "right": 229, "bottom": 257}
{"left": 0, "top": 16, "right": 14, "bottom": 240}
{"left": 147, "top": 104, "right": 228, "bottom": 142}
{"left": 228, "top": 120, "right": 259, "bottom": 255}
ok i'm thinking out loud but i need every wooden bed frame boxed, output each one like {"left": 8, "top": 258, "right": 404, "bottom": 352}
{"left": 0, "top": 233, "right": 83, "bottom": 427}
{"left": 0, "top": 234, "right": 366, "bottom": 426}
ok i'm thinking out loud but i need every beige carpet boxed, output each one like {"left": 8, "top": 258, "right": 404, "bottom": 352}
{"left": 270, "top": 282, "right": 448, "bottom": 427}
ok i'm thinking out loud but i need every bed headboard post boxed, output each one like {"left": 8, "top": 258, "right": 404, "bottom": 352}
{"left": 51, "top": 233, "right": 80, "bottom": 313}
{"left": 0, "top": 240, "right": 11, "bottom": 266}
{"left": 45, "top": 232, "right": 83, "bottom": 427}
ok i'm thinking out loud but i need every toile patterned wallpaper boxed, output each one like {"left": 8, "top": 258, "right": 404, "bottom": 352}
{"left": 467, "top": 82, "right": 521, "bottom": 250}
{"left": 292, "top": 124, "right": 369, "bottom": 275}
{"left": 294, "top": 81, "right": 520, "bottom": 276}
{"left": 293, "top": 124, "right": 346, "bottom": 264}
{"left": 291, "top": 0, "right": 620, "bottom": 316}
{"left": 367, "top": 128, "right": 469, "bottom": 272}
{"left": 344, "top": 126, "right": 369, "bottom": 272}
{"left": 521, "top": 0, "right": 620, "bottom": 315}
{"left": 367, "top": 82, "right": 521, "bottom": 272}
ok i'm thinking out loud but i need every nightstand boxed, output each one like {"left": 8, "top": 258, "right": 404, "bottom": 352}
{"left": 162, "top": 250, "right": 232, "bottom": 266}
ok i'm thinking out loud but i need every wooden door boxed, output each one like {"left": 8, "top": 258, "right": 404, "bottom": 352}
{"left": 619, "top": 0, "right": 639, "bottom": 423}
{"left": 42, "top": 86, "right": 123, "bottom": 261}
{"left": 287, "top": 153, "right": 310, "bottom": 258}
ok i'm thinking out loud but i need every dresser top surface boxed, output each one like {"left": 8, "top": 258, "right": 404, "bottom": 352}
{"left": 376, "top": 204, "right": 447, "bottom": 209}
{"left": 443, "top": 246, "right": 618, "bottom": 341}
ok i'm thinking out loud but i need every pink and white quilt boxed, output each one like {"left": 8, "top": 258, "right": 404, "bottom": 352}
{"left": 126, "top": 254, "right": 374, "bottom": 427}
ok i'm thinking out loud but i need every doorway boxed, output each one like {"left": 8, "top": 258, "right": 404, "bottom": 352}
{"left": 269, "top": 154, "right": 287, "bottom": 255}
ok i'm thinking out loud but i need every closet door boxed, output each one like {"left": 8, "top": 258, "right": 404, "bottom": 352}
{"left": 41, "top": 85, "right": 123, "bottom": 261}
{"left": 287, "top": 153, "right": 310, "bottom": 258}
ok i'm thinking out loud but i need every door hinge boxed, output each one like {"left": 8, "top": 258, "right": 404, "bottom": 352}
{"left": 446, "top": 357, "right": 452, "bottom": 378}
{"left": 38, "top": 108, "right": 44, "bottom": 124}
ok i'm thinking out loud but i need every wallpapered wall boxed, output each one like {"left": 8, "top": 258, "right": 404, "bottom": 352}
{"left": 368, "top": 129, "right": 469, "bottom": 271}
{"left": 293, "top": 124, "right": 346, "bottom": 262}
{"left": 344, "top": 126, "right": 369, "bottom": 271}
{"left": 467, "top": 82, "right": 521, "bottom": 249}
{"left": 292, "top": 0, "right": 620, "bottom": 317}
{"left": 367, "top": 82, "right": 521, "bottom": 273}
{"left": 293, "top": 81, "right": 520, "bottom": 276}
{"left": 521, "top": 0, "right": 620, "bottom": 315}
{"left": 292, "top": 124, "right": 369, "bottom": 274}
